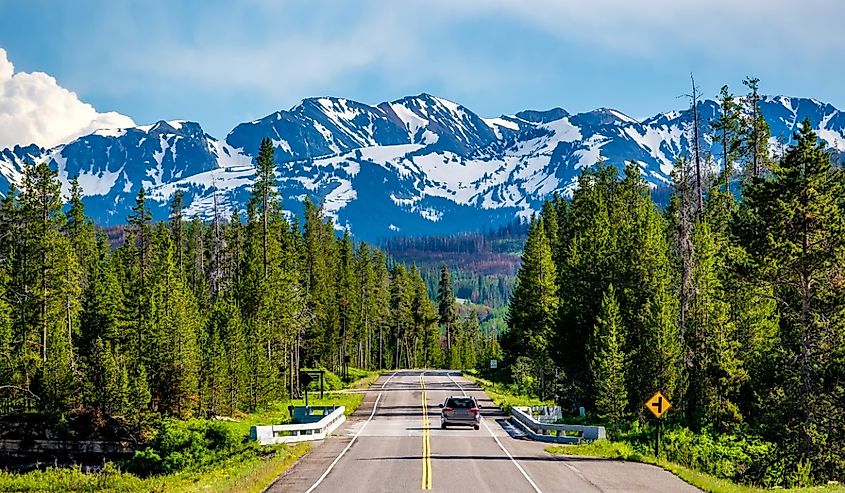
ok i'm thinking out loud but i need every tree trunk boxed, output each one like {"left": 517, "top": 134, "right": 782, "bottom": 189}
{"left": 691, "top": 74, "right": 703, "bottom": 216}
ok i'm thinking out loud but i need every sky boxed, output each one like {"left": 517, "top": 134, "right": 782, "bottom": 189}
{"left": 0, "top": 0, "right": 843, "bottom": 149}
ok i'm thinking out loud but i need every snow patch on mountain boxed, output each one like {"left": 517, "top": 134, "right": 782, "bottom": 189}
{"left": 1, "top": 94, "right": 843, "bottom": 240}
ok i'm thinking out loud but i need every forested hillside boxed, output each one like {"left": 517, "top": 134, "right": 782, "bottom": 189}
{"left": 504, "top": 82, "right": 845, "bottom": 486}
{"left": 0, "top": 138, "right": 494, "bottom": 423}
{"left": 383, "top": 220, "right": 526, "bottom": 309}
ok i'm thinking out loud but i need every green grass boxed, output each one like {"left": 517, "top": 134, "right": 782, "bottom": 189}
{"left": 346, "top": 368, "right": 381, "bottom": 389}
{"left": 219, "top": 392, "right": 364, "bottom": 439}
{"left": 462, "top": 373, "right": 553, "bottom": 412}
{"left": 0, "top": 442, "right": 311, "bottom": 493}
{"left": 546, "top": 441, "right": 845, "bottom": 493}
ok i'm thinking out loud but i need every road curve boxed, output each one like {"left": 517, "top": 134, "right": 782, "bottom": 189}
{"left": 268, "top": 370, "right": 700, "bottom": 493}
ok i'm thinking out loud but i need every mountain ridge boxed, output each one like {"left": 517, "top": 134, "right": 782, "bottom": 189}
{"left": 0, "top": 93, "right": 842, "bottom": 241}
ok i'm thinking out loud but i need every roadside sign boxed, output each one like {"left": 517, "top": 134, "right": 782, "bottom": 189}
{"left": 300, "top": 371, "right": 314, "bottom": 387}
{"left": 490, "top": 359, "right": 498, "bottom": 369}
{"left": 645, "top": 391, "right": 671, "bottom": 419}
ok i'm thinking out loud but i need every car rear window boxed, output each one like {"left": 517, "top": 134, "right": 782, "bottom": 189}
{"left": 446, "top": 398, "right": 475, "bottom": 408}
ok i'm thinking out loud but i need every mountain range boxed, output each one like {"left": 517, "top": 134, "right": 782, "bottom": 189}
{"left": 0, "top": 93, "right": 843, "bottom": 241}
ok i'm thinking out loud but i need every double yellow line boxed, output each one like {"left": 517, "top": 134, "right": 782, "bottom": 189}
{"left": 420, "top": 372, "right": 432, "bottom": 490}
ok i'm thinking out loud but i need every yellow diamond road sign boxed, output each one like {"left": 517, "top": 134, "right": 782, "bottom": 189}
{"left": 645, "top": 391, "right": 671, "bottom": 419}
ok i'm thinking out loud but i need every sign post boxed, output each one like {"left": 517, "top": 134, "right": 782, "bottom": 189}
{"left": 644, "top": 391, "right": 671, "bottom": 458}
{"left": 300, "top": 371, "right": 315, "bottom": 407}
{"left": 490, "top": 359, "right": 498, "bottom": 369}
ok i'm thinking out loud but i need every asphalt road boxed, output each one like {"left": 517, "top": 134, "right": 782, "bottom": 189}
{"left": 269, "top": 370, "right": 700, "bottom": 493}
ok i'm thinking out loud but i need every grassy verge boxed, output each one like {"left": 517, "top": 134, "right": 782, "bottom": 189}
{"left": 222, "top": 392, "right": 365, "bottom": 438}
{"left": 546, "top": 441, "right": 845, "bottom": 493}
{"left": 462, "top": 373, "right": 552, "bottom": 412}
{"left": 347, "top": 369, "right": 381, "bottom": 390}
{"left": 0, "top": 443, "right": 310, "bottom": 493}
{"left": 0, "top": 368, "right": 380, "bottom": 492}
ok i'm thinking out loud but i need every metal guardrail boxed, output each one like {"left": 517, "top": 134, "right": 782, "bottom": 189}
{"left": 510, "top": 406, "right": 606, "bottom": 444}
{"left": 250, "top": 406, "right": 346, "bottom": 445}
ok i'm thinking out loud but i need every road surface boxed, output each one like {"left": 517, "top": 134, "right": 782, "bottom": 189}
{"left": 269, "top": 370, "right": 700, "bottom": 493}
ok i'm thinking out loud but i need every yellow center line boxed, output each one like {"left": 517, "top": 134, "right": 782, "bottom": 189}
{"left": 420, "top": 373, "right": 432, "bottom": 490}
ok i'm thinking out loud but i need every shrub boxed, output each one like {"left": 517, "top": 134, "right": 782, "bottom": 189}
{"left": 612, "top": 424, "right": 778, "bottom": 486}
{"left": 125, "top": 419, "right": 247, "bottom": 476}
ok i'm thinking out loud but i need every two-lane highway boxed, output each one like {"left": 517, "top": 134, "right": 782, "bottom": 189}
{"left": 270, "top": 370, "right": 700, "bottom": 493}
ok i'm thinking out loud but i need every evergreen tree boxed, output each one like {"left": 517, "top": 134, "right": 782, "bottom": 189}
{"left": 741, "top": 77, "right": 772, "bottom": 179}
{"left": 250, "top": 137, "right": 280, "bottom": 278}
{"left": 437, "top": 264, "right": 457, "bottom": 363}
{"left": 687, "top": 220, "right": 746, "bottom": 430}
{"left": 591, "top": 284, "right": 627, "bottom": 425}
{"left": 371, "top": 250, "right": 391, "bottom": 369}
{"left": 737, "top": 120, "right": 845, "bottom": 479}
{"left": 20, "top": 162, "right": 74, "bottom": 410}
{"left": 79, "top": 234, "right": 123, "bottom": 409}
{"left": 337, "top": 229, "right": 356, "bottom": 377}
{"left": 711, "top": 85, "right": 742, "bottom": 192}
{"left": 125, "top": 187, "right": 152, "bottom": 366}
{"left": 460, "top": 310, "right": 481, "bottom": 371}
{"left": 504, "top": 217, "right": 557, "bottom": 399}
{"left": 169, "top": 189, "right": 185, "bottom": 274}
{"left": 63, "top": 177, "right": 94, "bottom": 369}
{"left": 410, "top": 267, "right": 440, "bottom": 368}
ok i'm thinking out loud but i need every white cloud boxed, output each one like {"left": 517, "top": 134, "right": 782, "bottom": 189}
{"left": 0, "top": 48, "right": 135, "bottom": 149}
{"left": 442, "top": 0, "right": 844, "bottom": 61}
{"left": 113, "top": 0, "right": 844, "bottom": 107}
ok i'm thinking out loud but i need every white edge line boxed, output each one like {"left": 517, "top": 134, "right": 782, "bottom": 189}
{"left": 303, "top": 371, "right": 398, "bottom": 493}
{"left": 447, "top": 372, "right": 544, "bottom": 493}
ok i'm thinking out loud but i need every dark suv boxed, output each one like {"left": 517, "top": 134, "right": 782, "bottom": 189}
{"left": 439, "top": 396, "right": 481, "bottom": 430}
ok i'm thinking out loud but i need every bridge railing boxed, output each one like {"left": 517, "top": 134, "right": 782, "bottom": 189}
{"left": 250, "top": 405, "right": 346, "bottom": 445}
{"left": 510, "top": 406, "right": 605, "bottom": 444}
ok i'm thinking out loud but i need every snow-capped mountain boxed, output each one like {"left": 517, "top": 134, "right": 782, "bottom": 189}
{"left": 0, "top": 94, "right": 843, "bottom": 241}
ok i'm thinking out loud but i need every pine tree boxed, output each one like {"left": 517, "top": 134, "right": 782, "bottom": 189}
{"left": 410, "top": 267, "right": 439, "bottom": 368}
{"left": 63, "top": 177, "right": 94, "bottom": 368}
{"left": 460, "top": 310, "right": 481, "bottom": 371}
{"left": 504, "top": 217, "right": 558, "bottom": 399}
{"left": 741, "top": 77, "right": 772, "bottom": 179}
{"left": 337, "top": 229, "right": 356, "bottom": 378}
{"left": 711, "top": 85, "right": 742, "bottom": 192}
{"left": 437, "top": 264, "right": 457, "bottom": 363}
{"left": 169, "top": 190, "right": 185, "bottom": 274}
{"left": 250, "top": 137, "right": 280, "bottom": 278}
{"left": 125, "top": 187, "right": 152, "bottom": 365}
{"left": 354, "top": 243, "right": 375, "bottom": 369}
{"left": 20, "top": 162, "right": 75, "bottom": 411}
{"left": 79, "top": 234, "right": 123, "bottom": 409}
{"left": 554, "top": 164, "right": 620, "bottom": 407}
{"left": 146, "top": 223, "right": 200, "bottom": 417}
{"left": 207, "top": 296, "right": 246, "bottom": 415}
{"left": 687, "top": 220, "right": 746, "bottom": 430}
{"left": 737, "top": 120, "right": 845, "bottom": 479}
{"left": 640, "top": 282, "right": 683, "bottom": 410}
{"left": 372, "top": 250, "right": 391, "bottom": 369}
{"left": 389, "top": 264, "right": 413, "bottom": 369}
{"left": 591, "top": 284, "right": 627, "bottom": 425}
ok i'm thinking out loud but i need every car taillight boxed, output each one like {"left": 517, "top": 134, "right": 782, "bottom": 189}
{"left": 470, "top": 407, "right": 480, "bottom": 413}
{"left": 443, "top": 407, "right": 453, "bottom": 412}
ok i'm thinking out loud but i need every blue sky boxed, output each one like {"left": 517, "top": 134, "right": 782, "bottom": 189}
{"left": 0, "top": 0, "right": 843, "bottom": 145}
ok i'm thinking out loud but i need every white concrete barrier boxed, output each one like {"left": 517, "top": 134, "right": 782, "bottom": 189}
{"left": 250, "top": 406, "right": 346, "bottom": 445}
{"left": 510, "top": 406, "right": 605, "bottom": 444}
